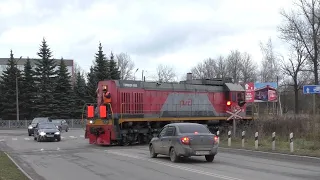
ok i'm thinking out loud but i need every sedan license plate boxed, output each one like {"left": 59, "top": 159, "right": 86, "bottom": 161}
{"left": 46, "top": 135, "right": 54, "bottom": 137}
{"left": 195, "top": 151, "right": 210, "bottom": 155}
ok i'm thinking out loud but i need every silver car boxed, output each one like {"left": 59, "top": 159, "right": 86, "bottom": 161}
{"left": 149, "top": 123, "right": 219, "bottom": 162}
{"left": 52, "top": 119, "right": 69, "bottom": 132}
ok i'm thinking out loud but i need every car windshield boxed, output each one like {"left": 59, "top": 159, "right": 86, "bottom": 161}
{"left": 39, "top": 123, "right": 56, "bottom": 129}
{"left": 32, "top": 118, "right": 49, "bottom": 124}
{"left": 178, "top": 124, "right": 211, "bottom": 134}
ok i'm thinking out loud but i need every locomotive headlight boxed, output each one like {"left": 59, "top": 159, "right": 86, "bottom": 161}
{"left": 89, "top": 120, "right": 93, "bottom": 124}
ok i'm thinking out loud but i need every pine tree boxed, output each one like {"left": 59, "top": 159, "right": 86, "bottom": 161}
{"left": 33, "top": 38, "right": 58, "bottom": 117}
{"left": 74, "top": 71, "right": 88, "bottom": 118}
{"left": 109, "top": 51, "right": 120, "bottom": 80}
{"left": 86, "top": 66, "right": 98, "bottom": 103}
{"left": 20, "top": 58, "right": 36, "bottom": 119}
{"left": 94, "top": 42, "right": 109, "bottom": 81}
{"left": 0, "top": 50, "right": 22, "bottom": 120}
{"left": 52, "top": 58, "right": 74, "bottom": 119}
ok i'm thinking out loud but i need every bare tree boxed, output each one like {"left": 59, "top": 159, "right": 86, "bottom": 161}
{"left": 116, "top": 53, "right": 135, "bottom": 80}
{"left": 259, "top": 38, "right": 281, "bottom": 82}
{"left": 191, "top": 58, "right": 217, "bottom": 79}
{"left": 278, "top": 0, "right": 320, "bottom": 84}
{"left": 280, "top": 39, "right": 308, "bottom": 114}
{"left": 215, "top": 56, "right": 228, "bottom": 79}
{"left": 156, "top": 64, "right": 176, "bottom": 83}
{"left": 240, "top": 52, "right": 258, "bottom": 83}
{"left": 225, "top": 50, "right": 244, "bottom": 83}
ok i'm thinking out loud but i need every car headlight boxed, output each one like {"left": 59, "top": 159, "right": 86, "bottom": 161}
{"left": 55, "top": 132, "right": 60, "bottom": 135}
{"left": 28, "top": 126, "right": 33, "bottom": 129}
{"left": 39, "top": 132, "right": 46, "bottom": 136}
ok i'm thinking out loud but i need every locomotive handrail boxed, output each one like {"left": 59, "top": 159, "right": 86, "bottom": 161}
{"left": 107, "top": 103, "right": 114, "bottom": 120}
{"left": 120, "top": 103, "right": 225, "bottom": 120}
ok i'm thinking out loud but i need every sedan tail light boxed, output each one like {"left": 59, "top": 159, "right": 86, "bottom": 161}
{"left": 214, "top": 136, "right": 219, "bottom": 144}
{"left": 180, "top": 137, "right": 190, "bottom": 145}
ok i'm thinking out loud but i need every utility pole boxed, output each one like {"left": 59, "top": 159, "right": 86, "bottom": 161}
{"left": 16, "top": 56, "right": 22, "bottom": 122}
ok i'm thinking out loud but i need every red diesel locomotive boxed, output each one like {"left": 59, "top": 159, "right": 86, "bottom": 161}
{"left": 84, "top": 73, "right": 252, "bottom": 146}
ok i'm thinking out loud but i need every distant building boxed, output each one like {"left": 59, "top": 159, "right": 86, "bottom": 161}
{"left": 0, "top": 58, "right": 75, "bottom": 84}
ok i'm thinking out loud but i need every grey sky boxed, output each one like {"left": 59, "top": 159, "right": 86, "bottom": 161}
{"left": 0, "top": 0, "right": 292, "bottom": 80}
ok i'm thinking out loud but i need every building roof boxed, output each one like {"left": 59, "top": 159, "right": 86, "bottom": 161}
{"left": 0, "top": 58, "right": 74, "bottom": 66}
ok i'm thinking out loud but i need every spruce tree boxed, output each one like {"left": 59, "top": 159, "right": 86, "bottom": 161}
{"left": 0, "top": 50, "right": 22, "bottom": 120}
{"left": 33, "top": 38, "right": 58, "bottom": 117}
{"left": 20, "top": 58, "right": 36, "bottom": 119}
{"left": 109, "top": 51, "right": 120, "bottom": 80}
{"left": 94, "top": 42, "right": 109, "bottom": 81}
{"left": 52, "top": 58, "right": 74, "bottom": 119}
{"left": 74, "top": 71, "right": 88, "bottom": 118}
{"left": 86, "top": 66, "right": 98, "bottom": 103}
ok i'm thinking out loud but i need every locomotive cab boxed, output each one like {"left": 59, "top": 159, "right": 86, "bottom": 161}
{"left": 224, "top": 83, "right": 246, "bottom": 117}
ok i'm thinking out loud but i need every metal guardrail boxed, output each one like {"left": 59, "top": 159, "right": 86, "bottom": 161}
{"left": 0, "top": 119, "right": 84, "bottom": 129}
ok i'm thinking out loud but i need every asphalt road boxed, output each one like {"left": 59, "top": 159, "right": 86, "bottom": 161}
{"left": 0, "top": 129, "right": 320, "bottom": 180}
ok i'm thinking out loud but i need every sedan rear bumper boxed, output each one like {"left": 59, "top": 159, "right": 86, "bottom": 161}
{"left": 175, "top": 145, "right": 218, "bottom": 157}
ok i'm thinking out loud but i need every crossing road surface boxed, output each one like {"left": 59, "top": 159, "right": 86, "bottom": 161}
{"left": 1, "top": 129, "right": 320, "bottom": 180}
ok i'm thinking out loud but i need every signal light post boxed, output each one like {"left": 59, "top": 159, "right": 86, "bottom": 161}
{"left": 226, "top": 100, "right": 243, "bottom": 137}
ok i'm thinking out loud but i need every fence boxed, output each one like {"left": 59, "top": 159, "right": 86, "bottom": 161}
{"left": 0, "top": 119, "right": 84, "bottom": 129}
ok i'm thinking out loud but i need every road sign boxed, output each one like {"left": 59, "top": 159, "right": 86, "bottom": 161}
{"left": 303, "top": 85, "right": 320, "bottom": 94}
{"left": 226, "top": 109, "right": 243, "bottom": 121}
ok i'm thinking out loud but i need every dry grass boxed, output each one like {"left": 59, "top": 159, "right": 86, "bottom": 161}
{"left": 218, "top": 115, "right": 320, "bottom": 157}
{"left": 0, "top": 151, "right": 29, "bottom": 180}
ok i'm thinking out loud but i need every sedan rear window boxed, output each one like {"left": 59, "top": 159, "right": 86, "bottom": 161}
{"left": 177, "top": 124, "right": 211, "bottom": 134}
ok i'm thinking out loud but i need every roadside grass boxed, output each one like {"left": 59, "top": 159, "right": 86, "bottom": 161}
{"left": 217, "top": 114, "right": 320, "bottom": 157}
{"left": 0, "top": 151, "right": 29, "bottom": 180}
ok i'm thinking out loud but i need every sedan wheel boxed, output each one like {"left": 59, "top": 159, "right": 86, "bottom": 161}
{"left": 149, "top": 144, "right": 157, "bottom": 158}
{"left": 205, "top": 155, "right": 214, "bottom": 162}
{"left": 170, "top": 148, "right": 179, "bottom": 162}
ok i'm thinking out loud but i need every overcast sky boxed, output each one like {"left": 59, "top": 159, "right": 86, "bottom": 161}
{"left": 0, "top": 0, "right": 293, "bottom": 80}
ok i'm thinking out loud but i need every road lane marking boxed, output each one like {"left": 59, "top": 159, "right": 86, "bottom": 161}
{"left": 12, "top": 138, "right": 17, "bottom": 140}
{"left": 24, "top": 138, "right": 30, "bottom": 140}
{"left": 104, "top": 150, "right": 243, "bottom": 180}
{"left": 0, "top": 139, "right": 4, "bottom": 142}
{"left": 61, "top": 136, "right": 65, "bottom": 139}
{"left": 80, "top": 135, "right": 84, "bottom": 138}
{"left": 57, "top": 147, "right": 60, "bottom": 151}
{"left": 69, "top": 136, "right": 76, "bottom": 139}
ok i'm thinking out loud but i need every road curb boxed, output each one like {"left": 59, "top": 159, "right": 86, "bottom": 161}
{"left": 219, "top": 147, "right": 320, "bottom": 163}
{"left": 4, "top": 152, "right": 34, "bottom": 180}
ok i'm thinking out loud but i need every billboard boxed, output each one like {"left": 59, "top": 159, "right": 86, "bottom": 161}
{"left": 244, "top": 82, "right": 278, "bottom": 103}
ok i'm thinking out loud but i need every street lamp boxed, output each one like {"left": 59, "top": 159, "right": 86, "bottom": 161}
{"left": 15, "top": 56, "right": 22, "bottom": 122}
{"left": 133, "top": 68, "right": 139, "bottom": 80}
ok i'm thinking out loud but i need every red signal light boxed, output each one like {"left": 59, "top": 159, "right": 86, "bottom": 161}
{"left": 226, "top": 101, "right": 231, "bottom": 106}
{"left": 194, "top": 131, "right": 198, "bottom": 134}
{"left": 180, "top": 137, "right": 190, "bottom": 145}
{"left": 87, "top": 105, "right": 94, "bottom": 118}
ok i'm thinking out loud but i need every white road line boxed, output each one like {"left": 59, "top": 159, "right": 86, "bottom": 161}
{"left": 24, "top": 138, "right": 30, "bottom": 141}
{"left": 0, "top": 139, "right": 5, "bottom": 142}
{"left": 61, "top": 136, "right": 65, "bottom": 139}
{"left": 57, "top": 147, "right": 60, "bottom": 151}
{"left": 12, "top": 138, "right": 17, "bottom": 141}
{"left": 69, "top": 136, "right": 76, "bottom": 139}
{"left": 80, "top": 135, "right": 84, "bottom": 138}
{"left": 104, "top": 150, "right": 243, "bottom": 180}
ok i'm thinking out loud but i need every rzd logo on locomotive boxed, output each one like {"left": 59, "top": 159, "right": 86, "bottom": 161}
{"left": 180, "top": 99, "right": 192, "bottom": 107}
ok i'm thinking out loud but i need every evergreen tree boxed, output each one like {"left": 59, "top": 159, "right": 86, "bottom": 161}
{"left": 52, "top": 58, "right": 74, "bottom": 119}
{"left": 74, "top": 71, "right": 88, "bottom": 118}
{"left": 33, "top": 38, "right": 58, "bottom": 117}
{"left": 0, "top": 50, "right": 22, "bottom": 120}
{"left": 20, "top": 58, "right": 36, "bottom": 119}
{"left": 86, "top": 66, "right": 98, "bottom": 103}
{"left": 94, "top": 42, "right": 109, "bottom": 81}
{"left": 109, "top": 51, "right": 120, "bottom": 80}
